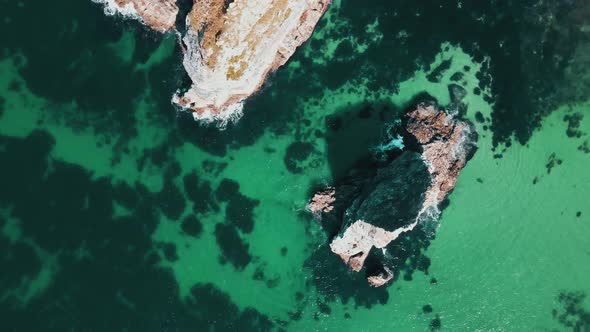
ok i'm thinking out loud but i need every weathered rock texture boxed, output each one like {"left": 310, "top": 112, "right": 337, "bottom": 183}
{"left": 407, "top": 103, "right": 475, "bottom": 213}
{"left": 174, "top": 0, "right": 331, "bottom": 123}
{"left": 309, "top": 102, "right": 477, "bottom": 287}
{"left": 95, "top": 0, "right": 179, "bottom": 32}
{"left": 95, "top": 0, "right": 331, "bottom": 124}
{"left": 367, "top": 267, "right": 393, "bottom": 287}
{"left": 308, "top": 188, "right": 336, "bottom": 215}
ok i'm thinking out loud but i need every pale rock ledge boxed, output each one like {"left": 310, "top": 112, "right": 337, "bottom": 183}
{"left": 174, "top": 0, "right": 331, "bottom": 123}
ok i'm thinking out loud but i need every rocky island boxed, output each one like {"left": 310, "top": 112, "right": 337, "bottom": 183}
{"left": 309, "top": 102, "right": 478, "bottom": 287}
{"left": 95, "top": 0, "right": 331, "bottom": 124}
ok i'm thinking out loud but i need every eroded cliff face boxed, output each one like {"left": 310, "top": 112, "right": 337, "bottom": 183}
{"left": 95, "top": 0, "right": 331, "bottom": 124}
{"left": 309, "top": 102, "right": 477, "bottom": 287}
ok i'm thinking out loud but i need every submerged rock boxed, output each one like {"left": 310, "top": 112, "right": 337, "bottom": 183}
{"left": 96, "top": 0, "right": 331, "bottom": 125}
{"left": 309, "top": 102, "right": 477, "bottom": 287}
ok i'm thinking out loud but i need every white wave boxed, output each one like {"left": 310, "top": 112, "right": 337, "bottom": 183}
{"left": 92, "top": 0, "right": 140, "bottom": 20}
{"left": 172, "top": 92, "right": 244, "bottom": 130}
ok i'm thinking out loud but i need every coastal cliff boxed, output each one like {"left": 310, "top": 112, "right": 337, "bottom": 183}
{"left": 95, "top": 0, "right": 331, "bottom": 124}
{"left": 309, "top": 102, "right": 477, "bottom": 287}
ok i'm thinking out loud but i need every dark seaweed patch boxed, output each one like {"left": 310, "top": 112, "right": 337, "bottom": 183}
{"left": 552, "top": 291, "right": 590, "bottom": 331}
{"left": 326, "top": 116, "right": 343, "bottom": 132}
{"left": 579, "top": 140, "right": 590, "bottom": 154}
{"left": 264, "top": 147, "right": 277, "bottom": 153}
{"left": 225, "top": 194, "right": 259, "bottom": 234}
{"left": 187, "top": 283, "right": 273, "bottom": 331}
{"left": 214, "top": 223, "right": 251, "bottom": 270}
{"left": 303, "top": 0, "right": 588, "bottom": 148}
{"left": 546, "top": 153, "right": 563, "bottom": 174}
{"left": 334, "top": 39, "right": 354, "bottom": 60}
{"left": 475, "top": 112, "right": 485, "bottom": 123}
{"left": 214, "top": 178, "right": 259, "bottom": 234}
{"left": 358, "top": 105, "right": 374, "bottom": 119}
{"left": 284, "top": 142, "right": 315, "bottom": 174}
{"left": 162, "top": 242, "right": 178, "bottom": 262}
{"left": 181, "top": 215, "right": 203, "bottom": 237}
{"left": 427, "top": 59, "right": 452, "bottom": 83}
{"left": 0, "top": 130, "right": 274, "bottom": 330}
{"left": 0, "top": 1, "right": 187, "bottom": 143}
{"left": 288, "top": 310, "right": 303, "bottom": 321}
{"left": 450, "top": 72, "right": 464, "bottom": 82}
{"left": 253, "top": 266, "right": 265, "bottom": 281}
{"left": 138, "top": 141, "right": 174, "bottom": 170}
{"left": 0, "top": 96, "right": 4, "bottom": 118}
{"left": 202, "top": 160, "right": 228, "bottom": 176}
{"left": 295, "top": 292, "right": 304, "bottom": 302}
{"left": 0, "top": 240, "right": 41, "bottom": 297}
{"left": 215, "top": 178, "right": 240, "bottom": 202}
{"left": 251, "top": 264, "right": 280, "bottom": 288}
{"left": 253, "top": 263, "right": 281, "bottom": 288}
{"left": 430, "top": 314, "right": 442, "bottom": 331}
{"left": 156, "top": 181, "right": 185, "bottom": 220}
{"left": 563, "top": 113, "right": 585, "bottom": 138}
{"left": 576, "top": 211, "right": 582, "bottom": 218}
{"left": 317, "top": 301, "right": 332, "bottom": 315}
{"left": 183, "top": 171, "right": 218, "bottom": 213}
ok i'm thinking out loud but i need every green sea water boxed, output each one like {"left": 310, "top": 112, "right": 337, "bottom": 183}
{"left": 1, "top": 0, "right": 589, "bottom": 331}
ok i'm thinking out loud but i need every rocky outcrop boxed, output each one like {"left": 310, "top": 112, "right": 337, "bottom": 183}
{"left": 308, "top": 188, "right": 336, "bottom": 215}
{"left": 310, "top": 102, "right": 477, "bottom": 287}
{"left": 407, "top": 103, "right": 476, "bottom": 212}
{"left": 367, "top": 267, "right": 393, "bottom": 287}
{"left": 96, "top": 0, "right": 331, "bottom": 125}
{"left": 95, "top": 0, "right": 179, "bottom": 32}
{"left": 174, "top": 0, "right": 331, "bottom": 123}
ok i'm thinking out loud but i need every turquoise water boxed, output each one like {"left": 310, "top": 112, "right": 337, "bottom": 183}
{"left": 1, "top": 1, "right": 589, "bottom": 331}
